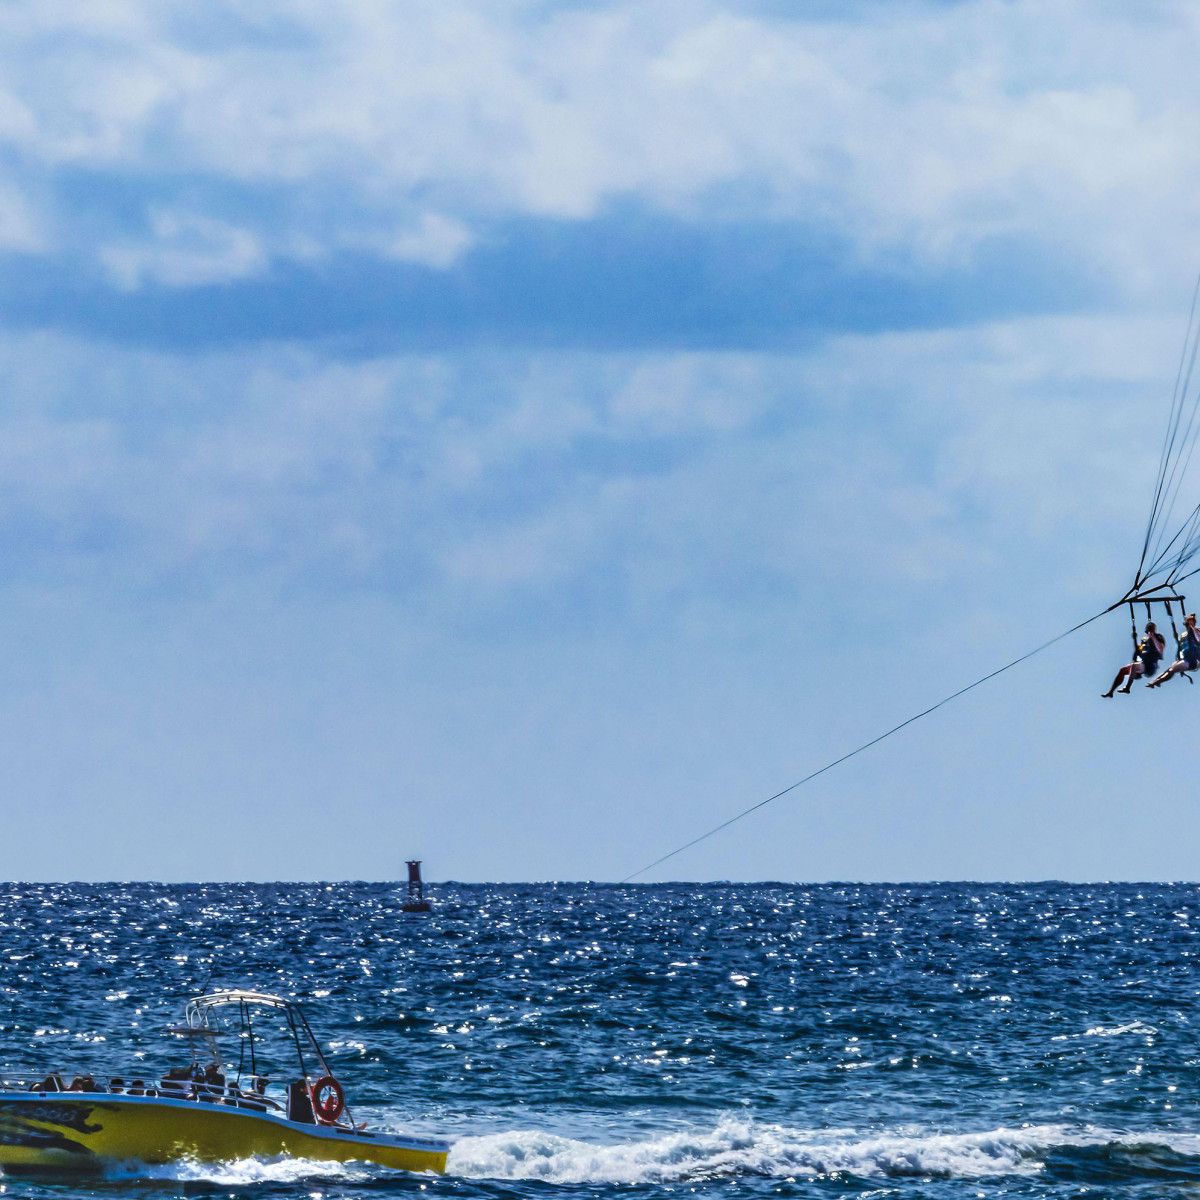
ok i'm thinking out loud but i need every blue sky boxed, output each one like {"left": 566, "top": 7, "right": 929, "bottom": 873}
{"left": 2, "top": 1, "right": 1200, "bottom": 881}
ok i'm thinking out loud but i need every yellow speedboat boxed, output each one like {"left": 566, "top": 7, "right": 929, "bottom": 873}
{"left": 0, "top": 990, "right": 449, "bottom": 1175}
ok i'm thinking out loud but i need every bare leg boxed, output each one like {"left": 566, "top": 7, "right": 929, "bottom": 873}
{"left": 1118, "top": 664, "right": 1142, "bottom": 693}
{"left": 1103, "top": 665, "right": 1131, "bottom": 697}
{"left": 1148, "top": 663, "right": 1178, "bottom": 688}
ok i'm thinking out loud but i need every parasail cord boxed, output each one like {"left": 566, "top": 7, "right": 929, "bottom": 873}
{"left": 620, "top": 608, "right": 1109, "bottom": 882}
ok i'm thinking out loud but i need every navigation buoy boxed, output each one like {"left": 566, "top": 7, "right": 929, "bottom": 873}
{"left": 402, "top": 860, "right": 432, "bottom": 913}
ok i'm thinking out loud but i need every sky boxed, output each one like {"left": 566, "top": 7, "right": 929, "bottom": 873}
{"left": 3, "top": 0, "right": 1200, "bottom": 882}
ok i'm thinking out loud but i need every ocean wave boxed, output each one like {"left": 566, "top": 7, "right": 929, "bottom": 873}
{"left": 448, "top": 1118, "right": 1200, "bottom": 1185}
{"left": 1083, "top": 1020, "right": 1158, "bottom": 1038}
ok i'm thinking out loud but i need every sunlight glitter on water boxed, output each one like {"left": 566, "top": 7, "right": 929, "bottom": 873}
{"left": 1, "top": 882, "right": 1199, "bottom": 1197}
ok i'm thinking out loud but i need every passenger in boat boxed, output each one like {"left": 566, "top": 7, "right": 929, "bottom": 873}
{"left": 159, "top": 1069, "right": 191, "bottom": 1095}
{"left": 1148, "top": 614, "right": 1200, "bottom": 687}
{"left": 1102, "top": 621, "right": 1166, "bottom": 696}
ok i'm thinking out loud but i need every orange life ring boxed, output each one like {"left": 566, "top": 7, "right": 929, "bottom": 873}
{"left": 311, "top": 1075, "right": 345, "bottom": 1123}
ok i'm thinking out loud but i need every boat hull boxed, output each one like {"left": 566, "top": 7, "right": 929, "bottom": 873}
{"left": 0, "top": 1093, "right": 449, "bottom": 1174}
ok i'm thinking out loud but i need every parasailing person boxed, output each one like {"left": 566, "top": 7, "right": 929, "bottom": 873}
{"left": 1147, "top": 613, "right": 1200, "bottom": 687}
{"left": 1101, "top": 621, "right": 1166, "bottom": 697}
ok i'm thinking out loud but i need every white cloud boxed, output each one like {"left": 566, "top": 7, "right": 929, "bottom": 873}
{"left": 0, "top": 314, "right": 1175, "bottom": 620}
{"left": 0, "top": 180, "right": 44, "bottom": 252}
{"left": 0, "top": 87, "right": 38, "bottom": 144}
{"left": 608, "top": 355, "right": 769, "bottom": 436}
{"left": 0, "top": 2, "right": 1196, "bottom": 287}
{"left": 99, "top": 209, "right": 267, "bottom": 289}
{"left": 384, "top": 212, "right": 475, "bottom": 269}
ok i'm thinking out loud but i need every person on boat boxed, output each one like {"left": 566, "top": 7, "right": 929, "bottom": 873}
{"left": 1147, "top": 614, "right": 1200, "bottom": 687}
{"left": 1102, "top": 621, "right": 1166, "bottom": 696}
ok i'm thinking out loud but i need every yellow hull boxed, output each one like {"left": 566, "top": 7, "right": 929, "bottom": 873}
{"left": 0, "top": 1093, "right": 448, "bottom": 1175}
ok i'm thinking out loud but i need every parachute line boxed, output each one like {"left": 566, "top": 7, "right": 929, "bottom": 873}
{"left": 1134, "top": 271, "right": 1200, "bottom": 596}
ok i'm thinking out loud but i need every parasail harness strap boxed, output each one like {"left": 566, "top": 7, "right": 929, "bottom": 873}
{"left": 1166, "top": 599, "right": 1181, "bottom": 645}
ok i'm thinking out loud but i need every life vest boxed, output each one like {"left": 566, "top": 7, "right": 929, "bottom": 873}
{"left": 1179, "top": 632, "right": 1200, "bottom": 670}
{"left": 1138, "top": 637, "right": 1163, "bottom": 667}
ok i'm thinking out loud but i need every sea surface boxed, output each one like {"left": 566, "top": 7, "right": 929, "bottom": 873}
{"left": 1, "top": 883, "right": 1199, "bottom": 1198}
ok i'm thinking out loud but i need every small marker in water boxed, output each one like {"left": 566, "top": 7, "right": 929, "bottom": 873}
{"left": 402, "top": 859, "right": 432, "bottom": 913}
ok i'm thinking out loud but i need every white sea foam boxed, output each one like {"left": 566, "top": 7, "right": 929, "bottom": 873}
{"left": 88, "top": 1119, "right": 1200, "bottom": 1187}
{"left": 1083, "top": 1020, "right": 1158, "bottom": 1037}
{"left": 448, "top": 1118, "right": 1199, "bottom": 1185}
{"left": 102, "top": 1154, "right": 374, "bottom": 1185}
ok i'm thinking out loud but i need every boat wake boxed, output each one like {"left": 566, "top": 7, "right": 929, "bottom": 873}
{"left": 448, "top": 1117, "right": 1200, "bottom": 1185}
{"left": 101, "top": 1154, "right": 373, "bottom": 1186}
{"left": 84, "top": 1118, "right": 1200, "bottom": 1189}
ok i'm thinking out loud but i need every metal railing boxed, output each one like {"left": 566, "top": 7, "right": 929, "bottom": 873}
{"left": 0, "top": 1073, "right": 286, "bottom": 1114}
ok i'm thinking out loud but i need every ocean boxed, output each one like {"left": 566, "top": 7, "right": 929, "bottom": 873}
{"left": 1, "top": 882, "right": 1198, "bottom": 1197}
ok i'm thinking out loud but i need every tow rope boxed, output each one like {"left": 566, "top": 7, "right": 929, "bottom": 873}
{"left": 620, "top": 608, "right": 1109, "bottom": 882}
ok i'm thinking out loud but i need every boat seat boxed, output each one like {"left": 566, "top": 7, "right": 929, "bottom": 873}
{"left": 287, "top": 1079, "right": 315, "bottom": 1124}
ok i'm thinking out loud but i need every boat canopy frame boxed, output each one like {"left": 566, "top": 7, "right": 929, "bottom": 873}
{"left": 182, "top": 990, "right": 354, "bottom": 1127}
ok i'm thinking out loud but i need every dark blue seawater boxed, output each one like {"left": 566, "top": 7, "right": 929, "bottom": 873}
{"left": 2, "top": 882, "right": 1200, "bottom": 1198}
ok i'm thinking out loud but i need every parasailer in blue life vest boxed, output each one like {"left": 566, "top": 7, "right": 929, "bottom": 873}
{"left": 1147, "top": 613, "right": 1200, "bottom": 688}
{"left": 1102, "top": 621, "right": 1166, "bottom": 696}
